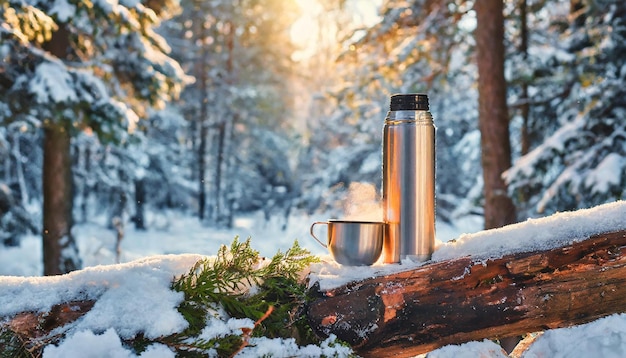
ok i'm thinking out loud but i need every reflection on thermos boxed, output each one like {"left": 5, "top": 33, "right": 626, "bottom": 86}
{"left": 383, "top": 93, "right": 435, "bottom": 263}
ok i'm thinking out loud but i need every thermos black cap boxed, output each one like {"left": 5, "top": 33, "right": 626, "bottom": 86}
{"left": 390, "top": 93, "right": 429, "bottom": 111}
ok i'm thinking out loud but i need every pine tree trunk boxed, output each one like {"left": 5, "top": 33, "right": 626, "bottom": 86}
{"left": 81, "top": 144, "right": 91, "bottom": 223}
{"left": 42, "top": 23, "right": 81, "bottom": 275}
{"left": 197, "top": 115, "right": 208, "bottom": 221}
{"left": 217, "top": 19, "right": 236, "bottom": 228}
{"left": 223, "top": 111, "right": 239, "bottom": 229}
{"left": 515, "top": 0, "right": 532, "bottom": 228}
{"left": 42, "top": 123, "right": 80, "bottom": 275}
{"left": 133, "top": 178, "right": 146, "bottom": 230}
{"left": 213, "top": 121, "right": 226, "bottom": 224}
{"left": 106, "top": 165, "right": 127, "bottom": 230}
{"left": 197, "top": 15, "right": 209, "bottom": 221}
{"left": 519, "top": 0, "right": 531, "bottom": 156}
{"left": 10, "top": 133, "right": 29, "bottom": 205}
{"left": 475, "top": 0, "right": 516, "bottom": 229}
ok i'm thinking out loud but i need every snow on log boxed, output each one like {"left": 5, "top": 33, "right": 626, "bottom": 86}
{"left": 307, "top": 229, "right": 626, "bottom": 357}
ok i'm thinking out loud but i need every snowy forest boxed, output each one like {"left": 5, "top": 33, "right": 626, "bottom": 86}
{"left": 2, "top": 0, "right": 623, "bottom": 276}
{"left": 1, "top": 0, "right": 626, "bottom": 355}
{"left": 0, "top": 0, "right": 626, "bottom": 357}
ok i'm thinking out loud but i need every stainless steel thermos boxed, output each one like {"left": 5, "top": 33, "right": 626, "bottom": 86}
{"left": 383, "top": 93, "right": 435, "bottom": 263}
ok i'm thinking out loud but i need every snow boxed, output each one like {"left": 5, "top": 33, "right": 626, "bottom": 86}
{"left": 2, "top": 202, "right": 626, "bottom": 356}
{"left": 43, "top": 329, "right": 175, "bottom": 358}
{"left": 0, "top": 254, "right": 199, "bottom": 338}
{"left": 240, "top": 335, "right": 353, "bottom": 357}
{"left": 49, "top": 0, "right": 76, "bottom": 23}
{"left": 433, "top": 200, "right": 626, "bottom": 262}
{"left": 424, "top": 340, "right": 507, "bottom": 358}
{"left": 30, "top": 61, "right": 79, "bottom": 104}
{"left": 585, "top": 153, "right": 624, "bottom": 194}
{"left": 524, "top": 314, "right": 626, "bottom": 358}
{"left": 197, "top": 317, "right": 255, "bottom": 343}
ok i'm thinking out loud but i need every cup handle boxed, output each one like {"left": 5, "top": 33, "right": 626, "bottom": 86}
{"left": 309, "top": 221, "right": 328, "bottom": 248}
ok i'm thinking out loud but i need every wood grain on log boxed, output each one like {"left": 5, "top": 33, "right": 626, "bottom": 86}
{"left": 307, "top": 230, "right": 626, "bottom": 357}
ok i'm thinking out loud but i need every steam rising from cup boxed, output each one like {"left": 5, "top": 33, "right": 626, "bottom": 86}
{"left": 343, "top": 182, "right": 383, "bottom": 221}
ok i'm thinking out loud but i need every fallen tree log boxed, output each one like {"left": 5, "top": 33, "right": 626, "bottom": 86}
{"left": 307, "top": 230, "right": 626, "bottom": 357}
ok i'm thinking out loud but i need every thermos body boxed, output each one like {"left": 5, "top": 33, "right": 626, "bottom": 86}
{"left": 382, "top": 94, "right": 435, "bottom": 263}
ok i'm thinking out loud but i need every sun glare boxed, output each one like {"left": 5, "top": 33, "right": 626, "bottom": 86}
{"left": 289, "top": 0, "right": 323, "bottom": 61}
{"left": 290, "top": 0, "right": 381, "bottom": 61}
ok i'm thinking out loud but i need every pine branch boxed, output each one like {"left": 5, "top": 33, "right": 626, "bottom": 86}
{"left": 169, "top": 237, "right": 325, "bottom": 356}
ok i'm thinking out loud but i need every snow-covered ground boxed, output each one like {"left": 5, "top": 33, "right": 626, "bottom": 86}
{"left": 0, "top": 208, "right": 477, "bottom": 277}
{"left": 1, "top": 202, "right": 626, "bottom": 357}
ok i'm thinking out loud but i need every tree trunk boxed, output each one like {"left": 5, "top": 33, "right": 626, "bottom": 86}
{"left": 198, "top": 117, "right": 208, "bottom": 221}
{"left": 223, "top": 111, "right": 239, "bottom": 229}
{"left": 42, "top": 23, "right": 81, "bottom": 275}
{"left": 519, "top": 0, "right": 530, "bottom": 156}
{"left": 475, "top": 0, "right": 516, "bottom": 229}
{"left": 214, "top": 18, "right": 236, "bottom": 228}
{"left": 307, "top": 230, "right": 626, "bottom": 357}
{"left": 108, "top": 167, "right": 127, "bottom": 229}
{"left": 42, "top": 123, "right": 80, "bottom": 275}
{"left": 10, "top": 133, "right": 29, "bottom": 205}
{"left": 197, "top": 14, "right": 209, "bottom": 221}
{"left": 81, "top": 144, "right": 91, "bottom": 223}
{"left": 213, "top": 121, "right": 226, "bottom": 224}
{"left": 133, "top": 178, "right": 146, "bottom": 230}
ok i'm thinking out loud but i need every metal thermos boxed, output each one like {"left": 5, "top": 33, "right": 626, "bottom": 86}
{"left": 382, "top": 93, "right": 435, "bottom": 263}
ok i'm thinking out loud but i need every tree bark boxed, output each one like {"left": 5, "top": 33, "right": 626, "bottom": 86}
{"left": 42, "top": 23, "right": 81, "bottom": 275}
{"left": 133, "top": 178, "right": 146, "bottom": 230}
{"left": 81, "top": 143, "right": 91, "bottom": 223}
{"left": 213, "top": 121, "right": 226, "bottom": 224}
{"left": 197, "top": 12, "right": 209, "bottom": 221}
{"left": 213, "top": 18, "right": 236, "bottom": 227}
{"left": 519, "top": 0, "right": 530, "bottom": 156}
{"left": 307, "top": 230, "right": 626, "bottom": 357}
{"left": 475, "top": 0, "right": 516, "bottom": 229}
{"left": 108, "top": 167, "right": 128, "bottom": 229}
{"left": 42, "top": 123, "right": 80, "bottom": 275}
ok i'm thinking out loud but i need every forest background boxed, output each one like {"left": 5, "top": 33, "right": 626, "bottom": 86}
{"left": 1, "top": 0, "right": 625, "bottom": 275}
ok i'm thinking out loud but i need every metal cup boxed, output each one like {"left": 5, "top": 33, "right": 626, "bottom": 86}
{"left": 310, "top": 220, "right": 385, "bottom": 266}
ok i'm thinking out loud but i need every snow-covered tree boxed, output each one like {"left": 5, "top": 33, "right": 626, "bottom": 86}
{"left": 0, "top": 0, "right": 189, "bottom": 274}
{"left": 299, "top": 0, "right": 483, "bottom": 220}
{"left": 164, "top": 0, "right": 300, "bottom": 227}
{"left": 505, "top": 1, "right": 626, "bottom": 217}
{"left": 290, "top": 0, "right": 384, "bottom": 216}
